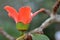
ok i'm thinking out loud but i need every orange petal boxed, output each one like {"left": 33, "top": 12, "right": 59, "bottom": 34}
{"left": 32, "top": 8, "right": 45, "bottom": 17}
{"left": 18, "top": 6, "right": 32, "bottom": 24}
{"left": 4, "top": 6, "right": 18, "bottom": 23}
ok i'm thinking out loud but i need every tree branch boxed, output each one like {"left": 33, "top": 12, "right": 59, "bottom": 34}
{"left": 30, "top": 16, "right": 55, "bottom": 33}
{"left": 53, "top": 0, "right": 60, "bottom": 14}
{"left": 0, "top": 28, "right": 15, "bottom": 40}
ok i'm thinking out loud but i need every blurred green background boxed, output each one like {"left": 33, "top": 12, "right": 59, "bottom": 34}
{"left": 0, "top": 0, "right": 60, "bottom": 40}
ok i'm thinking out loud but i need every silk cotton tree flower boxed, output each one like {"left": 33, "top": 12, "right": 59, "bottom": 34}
{"left": 4, "top": 5, "right": 45, "bottom": 40}
{"left": 4, "top": 6, "right": 45, "bottom": 31}
{"left": 4, "top": 6, "right": 33, "bottom": 31}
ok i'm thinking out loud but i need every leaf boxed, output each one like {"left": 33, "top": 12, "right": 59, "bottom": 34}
{"left": 32, "top": 34, "right": 50, "bottom": 40}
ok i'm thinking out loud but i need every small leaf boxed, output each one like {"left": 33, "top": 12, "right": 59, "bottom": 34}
{"left": 32, "top": 34, "right": 50, "bottom": 40}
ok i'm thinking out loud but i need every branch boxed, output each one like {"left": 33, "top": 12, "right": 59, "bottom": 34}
{"left": 30, "top": 16, "right": 55, "bottom": 34}
{"left": 0, "top": 28, "right": 15, "bottom": 40}
{"left": 53, "top": 0, "right": 60, "bottom": 14}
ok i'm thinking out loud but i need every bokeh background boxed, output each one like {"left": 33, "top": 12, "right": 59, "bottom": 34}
{"left": 0, "top": 0, "right": 60, "bottom": 40}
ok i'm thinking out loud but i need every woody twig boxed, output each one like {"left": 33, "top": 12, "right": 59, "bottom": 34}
{"left": 0, "top": 28, "right": 15, "bottom": 40}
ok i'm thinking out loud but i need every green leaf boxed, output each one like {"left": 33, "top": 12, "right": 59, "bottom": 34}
{"left": 32, "top": 34, "right": 50, "bottom": 40}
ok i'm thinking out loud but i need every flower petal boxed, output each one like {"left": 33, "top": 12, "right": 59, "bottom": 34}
{"left": 18, "top": 6, "right": 32, "bottom": 24}
{"left": 32, "top": 8, "right": 45, "bottom": 17}
{"left": 4, "top": 6, "right": 18, "bottom": 23}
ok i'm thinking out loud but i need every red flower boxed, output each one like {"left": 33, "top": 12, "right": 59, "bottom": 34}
{"left": 4, "top": 6, "right": 45, "bottom": 24}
